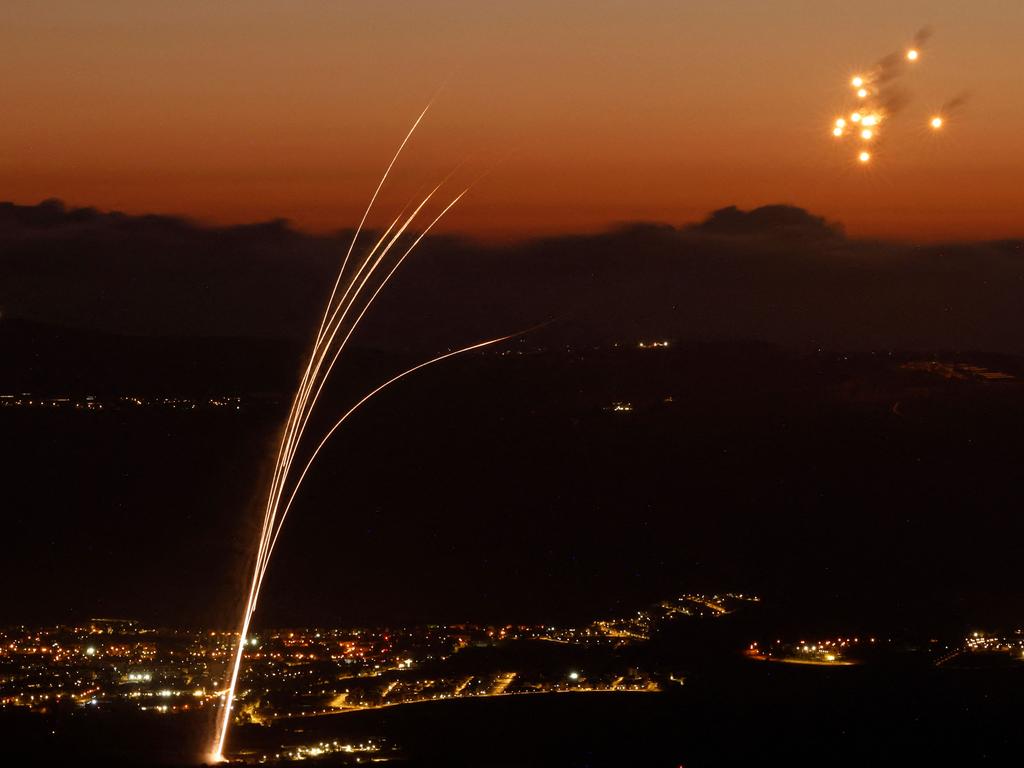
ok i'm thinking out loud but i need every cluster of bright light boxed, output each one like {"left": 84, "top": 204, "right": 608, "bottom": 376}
{"left": 965, "top": 631, "right": 1024, "bottom": 653}
{"left": 252, "top": 740, "right": 381, "bottom": 764}
{"left": 832, "top": 74, "right": 886, "bottom": 163}
{"left": 829, "top": 36, "right": 950, "bottom": 164}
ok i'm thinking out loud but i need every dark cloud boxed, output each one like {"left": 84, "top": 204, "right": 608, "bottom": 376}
{"left": 860, "top": 27, "right": 938, "bottom": 122}
{"left": 2, "top": 199, "right": 1023, "bottom": 355}
{"left": 874, "top": 26, "right": 932, "bottom": 85}
{"left": 941, "top": 91, "right": 971, "bottom": 115}
{"left": 684, "top": 204, "right": 843, "bottom": 240}
{"left": 913, "top": 25, "right": 935, "bottom": 48}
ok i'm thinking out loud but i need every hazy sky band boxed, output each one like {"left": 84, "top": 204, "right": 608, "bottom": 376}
{"left": 2, "top": 1, "right": 1022, "bottom": 240}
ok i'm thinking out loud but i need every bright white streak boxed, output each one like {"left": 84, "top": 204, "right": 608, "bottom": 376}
{"left": 265, "top": 190, "right": 441, "bottom": 540}
{"left": 258, "top": 191, "right": 471, "bottom": 582}
{"left": 249, "top": 107, "right": 435, "bottom": 584}
{"left": 263, "top": 330, "right": 516, "bottom": 577}
{"left": 313, "top": 103, "right": 430, "bottom": 349}
{"left": 263, "top": 172, "right": 432, "bottom": 575}
{"left": 290, "top": 185, "right": 443, "bottom": 434}
{"left": 211, "top": 150, "right": 481, "bottom": 765}
{"left": 282, "top": 163, "right": 471, "bottom": 477}
{"left": 260, "top": 106, "right": 432, "bottom": 589}
{"left": 211, "top": 106, "right": 436, "bottom": 762}
{"left": 252, "top": 187, "right": 447, "bottom": 606}
{"left": 272, "top": 188, "right": 459, "bottom": 523}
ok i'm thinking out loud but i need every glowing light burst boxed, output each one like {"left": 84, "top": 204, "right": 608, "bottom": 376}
{"left": 208, "top": 107, "right": 516, "bottom": 762}
{"left": 828, "top": 29, "right": 962, "bottom": 166}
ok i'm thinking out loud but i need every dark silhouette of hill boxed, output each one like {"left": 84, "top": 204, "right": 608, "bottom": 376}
{"left": 3, "top": 199, "right": 1024, "bottom": 354}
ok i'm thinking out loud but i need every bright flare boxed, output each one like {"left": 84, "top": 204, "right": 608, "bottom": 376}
{"left": 851, "top": 76, "right": 864, "bottom": 88}
{"left": 850, "top": 112, "right": 862, "bottom": 123}
{"left": 835, "top": 118, "right": 846, "bottom": 128}
{"left": 858, "top": 151, "right": 871, "bottom": 163}
{"left": 857, "top": 88, "right": 868, "bottom": 99}
{"left": 832, "top": 127, "right": 843, "bottom": 137}
{"left": 860, "top": 129, "right": 873, "bottom": 140}
{"left": 930, "top": 116, "right": 943, "bottom": 129}
{"left": 906, "top": 49, "right": 919, "bottom": 61}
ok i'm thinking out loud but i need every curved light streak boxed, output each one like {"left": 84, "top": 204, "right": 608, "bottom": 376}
{"left": 261, "top": 331, "right": 517, "bottom": 583}
{"left": 209, "top": 107, "right": 507, "bottom": 762}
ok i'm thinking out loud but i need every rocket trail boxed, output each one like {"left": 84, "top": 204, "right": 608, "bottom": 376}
{"left": 255, "top": 191, "right": 473, "bottom": 595}
{"left": 260, "top": 331, "right": 519, "bottom": 585}
{"left": 209, "top": 107, "right": 508, "bottom": 762}
{"left": 314, "top": 102, "right": 431, "bottom": 349}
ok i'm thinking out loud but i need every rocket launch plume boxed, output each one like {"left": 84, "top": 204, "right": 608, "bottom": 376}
{"left": 209, "top": 107, "right": 514, "bottom": 762}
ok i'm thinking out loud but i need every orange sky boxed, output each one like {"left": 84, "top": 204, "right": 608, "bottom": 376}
{"left": 2, "top": 1, "right": 1022, "bottom": 241}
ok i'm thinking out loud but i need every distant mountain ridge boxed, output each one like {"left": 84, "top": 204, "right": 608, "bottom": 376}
{"left": 3, "top": 199, "right": 1024, "bottom": 354}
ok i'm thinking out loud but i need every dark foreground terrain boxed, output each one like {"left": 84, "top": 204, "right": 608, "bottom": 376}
{"left": 4, "top": 321, "right": 1024, "bottom": 765}
{"left": 4, "top": 661, "right": 1023, "bottom": 766}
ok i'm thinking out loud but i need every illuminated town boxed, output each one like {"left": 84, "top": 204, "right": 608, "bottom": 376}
{"left": 0, "top": 595, "right": 746, "bottom": 759}
{"left": 5, "top": 593, "right": 1024, "bottom": 764}
{"left": 0, "top": 394, "right": 246, "bottom": 412}
{"left": 0, "top": 595, "right": 748, "bottom": 720}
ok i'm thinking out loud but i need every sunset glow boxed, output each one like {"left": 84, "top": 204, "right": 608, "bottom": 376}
{"left": 0, "top": 3, "right": 1019, "bottom": 240}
